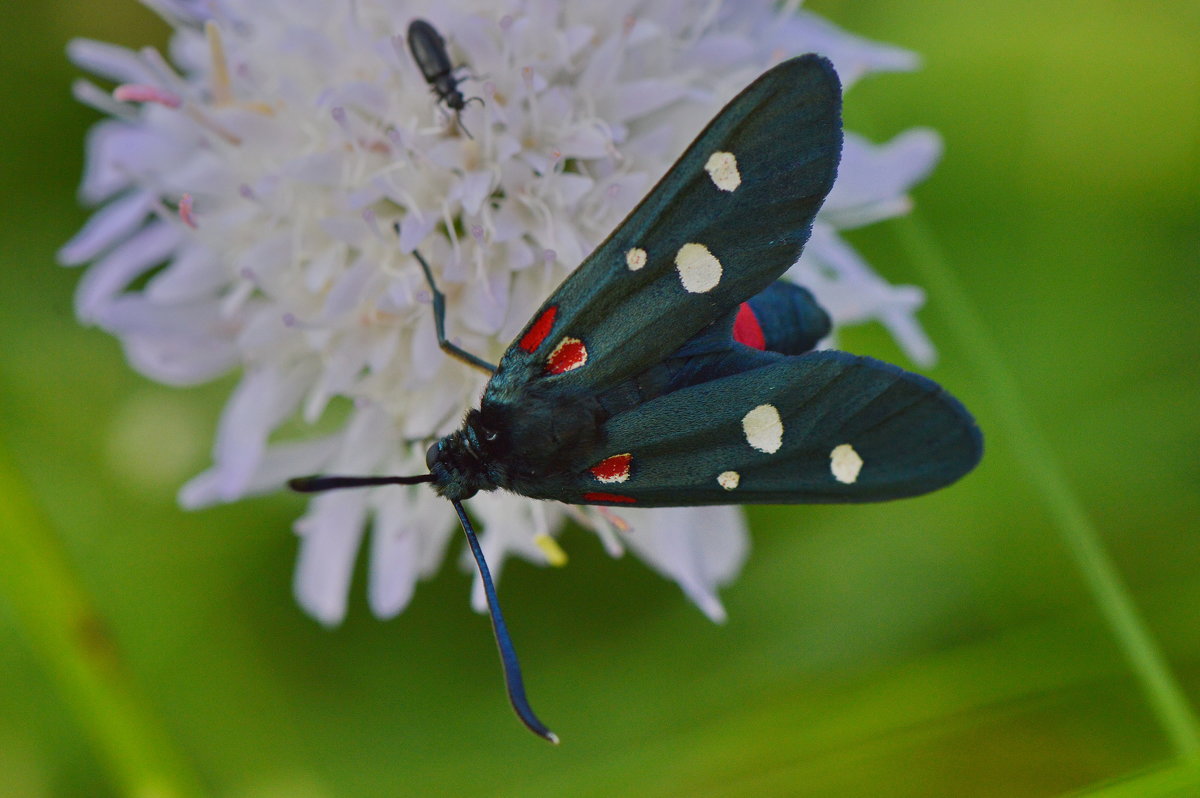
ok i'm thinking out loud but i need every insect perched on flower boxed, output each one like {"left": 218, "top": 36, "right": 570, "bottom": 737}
{"left": 405, "top": 18, "right": 484, "bottom": 138}
{"left": 292, "top": 56, "right": 983, "bottom": 742}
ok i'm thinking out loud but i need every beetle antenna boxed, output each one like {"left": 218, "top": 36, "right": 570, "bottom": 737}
{"left": 452, "top": 499, "right": 559, "bottom": 744}
{"left": 288, "top": 474, "right": 434, "bottom": 492}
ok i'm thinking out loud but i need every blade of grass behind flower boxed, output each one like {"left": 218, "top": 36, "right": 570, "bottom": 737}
{"left": 890, "top": 212, "right": 1200, "bottom": 761}
{"left": 1072, "top": 758, "right": 1200, "bottom": 797}
{"left": 0, "top": 440, "right": 208, "bottom": 798}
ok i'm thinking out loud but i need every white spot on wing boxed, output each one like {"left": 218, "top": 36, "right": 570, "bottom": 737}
{"left": 717, "top": 470, "right": 740, "bottom": 490}
{"left": 675, "top": 243, "right": 722, "bottom": 293}
{"left": 704, "top": 151, "right": 741, "bottom": 191}
{"left": 742, "top": 404, "right": 783, "bottom": 453}
{"left": 625, "top": 247, "right": 647, "bottom": 271}
{"left": 830, "top": 443, "right": 863, "bottom": 484}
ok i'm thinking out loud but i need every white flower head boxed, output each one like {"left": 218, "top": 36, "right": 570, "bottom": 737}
{"left": 64, "top": 0, "right": 942, "bottom": 627}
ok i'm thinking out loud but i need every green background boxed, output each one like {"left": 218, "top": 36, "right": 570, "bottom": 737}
{"left": 2, "top": 1, "right": 1197, "bottom": 795}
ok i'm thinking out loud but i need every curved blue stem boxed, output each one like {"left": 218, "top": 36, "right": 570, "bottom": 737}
{"left": 453, "top": 500, "right": 559, "bottom": 744}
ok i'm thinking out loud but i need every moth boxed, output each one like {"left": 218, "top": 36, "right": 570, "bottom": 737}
{"left": 406, "top": 18, "right": 483, "bottom": 138}
{"left": 292, "top": 55, "right": 983, "bottom": 742}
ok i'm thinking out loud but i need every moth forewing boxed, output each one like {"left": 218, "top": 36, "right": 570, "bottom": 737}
{"left": 489, "top": 55, "right": 843, "bottom": 394}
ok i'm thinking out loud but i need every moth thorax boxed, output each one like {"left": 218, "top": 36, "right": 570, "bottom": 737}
{"left": 485, "top": 390, "right": 605, "bottom": 480}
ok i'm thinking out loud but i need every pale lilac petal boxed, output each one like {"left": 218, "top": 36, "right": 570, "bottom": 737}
{"left": 79, "top": 123, "right": 183, "bottom": 203}
{"left": 608, "top": 79, "right": 690, "bottom": 123}
{"left": 619, "top": 506, "right": 750, "bottom": 623}
{"left": 145, "top": 245, "right": 226, "bottom": 303}
{"left": 206, "top": 363, "right": 316, "bottom": 501}
{"left": 561, "top": 25, "right": 595, "bottom": 59}
{"left": 688, "top": 34, "right": 756, "bottom": 69}
{"left": 367, "top": 495, "right": 418, "bottom": 617}
{"left": 555, "top": 173, "right": 594, "bottom": 207}
{"left": 302, "top": 334, "right": 369, "bottom": 422}
{"left": 59, "top": 190, "right": 155, "bottom": 266}
{"left": 398, "top": 210, "right": 436, "bottom": 253}
{"left": 67, "top": 39, "right": 156, "bottom": 84}
{"left": 294, "top": 490, "right": 370, "bottom": 625}
{"left": 92, "top": 294, "right": 225, "bottom": 335}
{"left": 231, "top": 234, "right": 292, "bottom": 296}
{"left": 123, "top": 330, "right": 239, "bottom": 386}
{"left": 141, "top": 0, "right": 213, "bottom": 25}
{"left": 180, "top": 434, "right": 341, "bottom": 508}
{"left": 319, "top": 257, "right": 376, "bottom": 320}
{"left": 467, "top": 492, "right": 557, "bottom": 613}
{"left": 460, "top": 267, "right": 509, "bottom": 336}
{"left": 74, "top": 221, "right": 182, "bottom": 322}
{"left": 368, "top": 484, "right": 457, "bottom": 618}
{"left": 792, "top": 223, "right": 937, "bottom": 366}
{"left": 291, "top": 405, "right": 406, "bottom": 623}
{"left": 825, "top": 129, "right": 942, "bottom": 229}
{"left": 318, "top": 215, "right": 369, "bottom": 246}
{"left": 457, "top": 172, "right": 495, "bottom": 216}
{"left": 72, "top": 80, "right": 137, "bottom": 120}
{"left": 288, "top": 151, "right": 342, "bottom": 186}
{"left": 408, "top": 306, "right": 443, "bottom": 381}
{"left": 782, "top": 11, "right": 920, "bottom": 86}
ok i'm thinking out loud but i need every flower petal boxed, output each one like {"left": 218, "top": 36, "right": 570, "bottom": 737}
{"left": 67, "top": 39, "right": 156, "bottom": 84}
{"left": 59, "top": 190, "right": 155, "bottom": 266}
{"left": 619, "top": 506, "right": 750, "bottom": 623}
{"left": 825, "top": 129, "right": 943, "bottom": 229}
{"left": 74, "top": 221, "right": 182, "bottom": 322}
{"left": 293, "top": 490, "right": 370, "bottom": 626}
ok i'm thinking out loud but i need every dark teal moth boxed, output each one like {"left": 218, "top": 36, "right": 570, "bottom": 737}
{"left": 292, "top": 55, "right": 983, "bottom": 742}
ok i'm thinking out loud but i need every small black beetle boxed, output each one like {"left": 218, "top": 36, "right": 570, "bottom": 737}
{"left": 407, "top": 19, "right": 483, "bottom": 137}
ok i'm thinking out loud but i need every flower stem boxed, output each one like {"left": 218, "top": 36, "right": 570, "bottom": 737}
{"left": 890, "top": 213, "right": 1200, "bottom": 760}
{"left": 0, "top": 444, "right": 208, "bottom": 797}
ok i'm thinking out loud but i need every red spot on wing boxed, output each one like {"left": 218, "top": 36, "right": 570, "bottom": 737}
{"left": 519, "top": 305, "right": 557, "bottom": 352}
{"left": 589, "top": 453, "right": 632, "bottom": 483}
{"left": 546, "top": 337, "right": 587, "bottom": 374}
{"left": 733, "top": 302, "right": 766, "bottom": 350}
{"left": 583, "top": 492, "right": 637, "bottom": 504}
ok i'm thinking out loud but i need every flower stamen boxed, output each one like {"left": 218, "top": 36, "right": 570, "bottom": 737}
{"left": 178, "top": 193, "right": 197, "bottom": 228}
{"left": 113, "top": 83, "right": 182, "bottom": 108}
{"left": 205, "top": 21, "right": 233, "bottom": 106}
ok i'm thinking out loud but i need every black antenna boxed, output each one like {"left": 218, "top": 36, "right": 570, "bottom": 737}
{"left": 288, "top": 474, "right": 434, "bottom": 492}
{"left": 452, "top": 500, "right": 559, "bottom": 744}
{"left": 288, "top": 474, "right": 558, "bottom": 742}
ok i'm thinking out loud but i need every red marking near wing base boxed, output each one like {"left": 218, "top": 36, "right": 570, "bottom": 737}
{"left": 733, "top": 302, "right": 766, "bottom": 350}
{"left": 583, "top": 492, "right": 637, "bottom": 504}
{"left": 546, "top": 337, "right": 587, "bottom": 374}
{"left": 519, "top": 305, "right": 557, "bottom": 352}
{"left": 589, "top": 453, "right": 632, "bottom": 483}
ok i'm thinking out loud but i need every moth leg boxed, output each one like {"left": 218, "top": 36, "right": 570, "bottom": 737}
{"left": 412, "top": 249, "right": 497, "bottom": 374}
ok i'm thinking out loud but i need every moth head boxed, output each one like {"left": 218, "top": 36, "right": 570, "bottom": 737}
{"left": 425, "top": 422, "right": 495, "bottom": 501}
